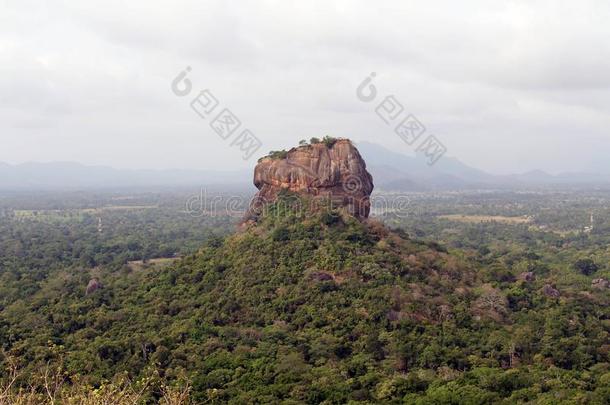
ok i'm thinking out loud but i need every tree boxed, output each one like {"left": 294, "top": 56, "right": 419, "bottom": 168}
{"left": 322, "top": 135, "right": 337, "bottom": 147}
{"left": 573, "top": 258, "right": 598, "bottom": 275}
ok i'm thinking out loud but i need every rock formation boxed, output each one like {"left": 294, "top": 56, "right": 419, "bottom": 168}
{"left": 541, "top": 284, "right": 560, "bottom": 298}
{"left": 86, "top": 278, "right": 102, "bottom": 295}
{"left": 518, "top": 272, "right": 535, "bottom": 283}
{"left": 309, "top": 272, "right": 334, "bottom": 282}
{"left": 592, "top": 278, "right": 609, "bottom": 290}
{"left": 245, "top": 138, "right": 373, "bottom": 220}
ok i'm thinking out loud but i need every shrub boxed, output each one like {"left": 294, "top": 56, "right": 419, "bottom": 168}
{"left": 267, "top": 150, "right": 288, "bottom": 159}
{"left": 322, "top": 135, "right": 337, "bottom": 147}
{"left": 573, "top": 258, "right": 599, "bottom": 275}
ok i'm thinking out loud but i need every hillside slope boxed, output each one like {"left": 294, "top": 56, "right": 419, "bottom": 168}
{"left": 1, "top": 196, "right": 609, "bottom": 403}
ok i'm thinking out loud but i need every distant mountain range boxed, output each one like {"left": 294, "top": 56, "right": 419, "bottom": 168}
{"left": 355, "top": 142, "right": 610, "bottom": 190}
{"left": 1, "top": 142, "right": 609, "bottom": 191}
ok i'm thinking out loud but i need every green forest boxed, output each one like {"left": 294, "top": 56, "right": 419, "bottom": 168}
{"left": 0, "top": 190, "right": 608, "bottom": 403}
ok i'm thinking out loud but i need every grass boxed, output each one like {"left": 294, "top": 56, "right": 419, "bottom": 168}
{"left": 0, "top": 356, "right": 192, "bottom": 404}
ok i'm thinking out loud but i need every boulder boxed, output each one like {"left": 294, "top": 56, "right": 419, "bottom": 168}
{"left": 518, "top": 272, "right": 536, "bottom": 283}
{"left": 86, "top": 278, "right": 102, "bottom": 295}
{"left": 309, "top": 272, "right": 334, "bottom": 282}
{"left": 592, "top": 278, "right": 610, "bottom": 290}
{"left": 541, "top": 284, "right": 560, "bottom": 298}
{"left": 245, "top": 139, "right": 373, "bottom": 220}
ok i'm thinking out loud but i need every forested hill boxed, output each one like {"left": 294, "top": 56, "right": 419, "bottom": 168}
{"left": 1, "top": 195, "right": 609, "bottom": 403}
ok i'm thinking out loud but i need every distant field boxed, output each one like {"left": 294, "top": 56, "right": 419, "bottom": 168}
{"left": 439, "top": 214, "right": 532, "bottom": 224}
{"left": 91, "top": 205, "right": 158, "bottom": 211}
{"left": 13, "top": 205, "right": 158, "bottom": 220}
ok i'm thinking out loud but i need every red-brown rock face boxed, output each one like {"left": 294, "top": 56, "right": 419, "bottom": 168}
{"left": 247, "top": 139, "right": 373, "bottom": 220}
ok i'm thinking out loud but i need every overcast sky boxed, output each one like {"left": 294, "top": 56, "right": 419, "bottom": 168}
{"left": 1, "top": 0, "right": 610, "bottom": 174}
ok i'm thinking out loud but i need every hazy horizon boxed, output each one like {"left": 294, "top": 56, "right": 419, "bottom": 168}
{"left": 1, "top": 137, "right": 608, "bottom": 177}
{"left": 2, "top": 1, "right": 610, "bottom": 175}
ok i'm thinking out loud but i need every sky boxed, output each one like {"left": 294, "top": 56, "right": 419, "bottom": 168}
{"left": 1, "top": 0, "right": 610, "bottom": 175}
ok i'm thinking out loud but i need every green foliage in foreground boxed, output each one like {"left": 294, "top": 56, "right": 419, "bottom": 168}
{"left": 0, "top": 195, "right": 609, "bottom": 403}
{"left": 0, "top": 361, "right": 192, "bottom": 404}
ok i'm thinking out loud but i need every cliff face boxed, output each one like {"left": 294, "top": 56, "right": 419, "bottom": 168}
{"left": 247, "top": 139, "right": 374, "bottom": 220}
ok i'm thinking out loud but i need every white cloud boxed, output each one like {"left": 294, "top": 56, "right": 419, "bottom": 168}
{"left": 1, "top": 0, "right": 609, "bottom": 174}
